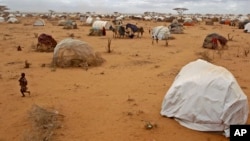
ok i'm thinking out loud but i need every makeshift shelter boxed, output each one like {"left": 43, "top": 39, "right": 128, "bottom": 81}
{"left": 63, "top": 20, "right": 77, "bottom": 29}
{"left": 183, "top": 17, "right": 194, "bottom": 26}
{"left": 238, "top": 20, "right": 249, "bottom": 29}
{"left": 0, "top": 17, "right": 5, "bottom": 23}
{"left": 58, "top": 19, "right": 67, "bottom": 26}
{"left": 169, "top": 23, "right": 184, "bottom": 34}
{"left": 202, "top": 33, "right": 227, "bottom": 49}
{"left": 125, "top": 23, "right": 138, "bottom": 32}
{"left": 205, "top": 19, "right": 214, "bottom": 25}
{"left": 92, "top": 21, "right": 111, "bottom": 30}
{"left": 33, "top": 19, "right": 45, "bottom": 26}
{"left": 7, "top": 17, "right": 19, "bottom": 23}
{"left": 151, "top": 26, "right": 171, "bottom": 40}
{"left": 53, "top": 38, "right": 104, "bottom": 68}
{"left": 244, "top": 22, "right": 250, "bottom": 33}
{"left": 143, "top": 16, "right": 152, "bottom": 21}
{"left": 160, "top": 59, "right": 249, "bottom": 137}
{"left": 86, "top": 16, "right": 94, "bottom": 25}
{"left": 220, "top": 19, "right": 231, "bottom": 25}
{"left": 7, "top": 14, "right": 15, "bottom": 19}
{"left": 88, "top": 27, "right": 106, "bottom": 36}
{"left": 37, "top": 33, "right": 57, "bottom": 52}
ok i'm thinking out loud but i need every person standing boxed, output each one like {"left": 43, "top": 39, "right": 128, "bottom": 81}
{"left": 102, "top": 26, "right": 106, "bottom": 36}
{"left": 18, "top": 73, "right": 30, "bottom": 97}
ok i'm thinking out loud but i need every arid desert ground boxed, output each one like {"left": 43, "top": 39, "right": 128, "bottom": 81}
{"left": 0, "top": 17, "right": 250, "bottom": 141}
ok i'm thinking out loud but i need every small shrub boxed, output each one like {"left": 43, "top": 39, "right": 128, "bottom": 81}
{"left": 24, "top": 60, "right": 31, "bottom": 68}
{"left": 34, "top": 33, "right": 38, "bottom": 38}
{"left": 21, "top": 105, "right": 64, "bottom": 141}
{"left": 106, "top": 38, "right": 112, "bottom": 53}
{"left": 197, "top": 51, "right": 213, "bottom": 62}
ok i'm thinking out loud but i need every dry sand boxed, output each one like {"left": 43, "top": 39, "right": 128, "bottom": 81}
{"left": 0, "top": 17, "right": 250, "bottom": 141}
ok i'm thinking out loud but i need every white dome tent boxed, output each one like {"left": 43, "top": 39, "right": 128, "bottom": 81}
{"left": 160, "top": 59, "right": 249, "bottom": 137}
{"left": 92, "top": 21, "right": 112, "bottom": 30}
{"left": 33, "top": 19, "right": 45, "bottom": 26}
{"left": 0, "top": 17, "right": 5, "bottom": 23}
{"left": 86, "top": 16, "right": 94, "bottom": 25}
{"left": 7, "top": 17, "right": 19, "bottom": 23}
{"left": 244, "top": 22, "right": 250, "bottom": 33}
{"left": 151, "top": 26, "right": 171, "bottom": 40}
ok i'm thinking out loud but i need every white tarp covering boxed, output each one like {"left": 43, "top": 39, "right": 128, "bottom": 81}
{"left": 92, "top": 21, "right": 111, "bottom": 30}
{"left": 33, "top": 19, "right": 45, "bottom": 26}
{"left": 151, "top": 26, "right": 171, "bottom": 40}
{"left": 0, "top": 17, "right": 5, "bottom": 22}
{"left": 244, "top": 22, "right": 250, "bottom": 33}
{"left": 86, "top": 16, "right": 94, "bottom": 24}
{"left": 160, "top": 59, "right": 249, "bottom": 137}
{"left": 7, "top": 17, "right": 18, "bottom": 23}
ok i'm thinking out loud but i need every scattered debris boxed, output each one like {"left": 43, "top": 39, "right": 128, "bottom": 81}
{"left": 24, "top": 60, "right": 31, "bottom": 68}
{"left": 144, "top": 121, "right": 157, "bottom": 130}
{"left": 22, "top": 104, "right": 64, "bottom": 141}
{"left": 17, "top": 45, "right": 22, "bottom": 51}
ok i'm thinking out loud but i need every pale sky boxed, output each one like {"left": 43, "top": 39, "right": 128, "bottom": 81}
{"left": 0, "top": 0, "right": 249, "bottom": 14}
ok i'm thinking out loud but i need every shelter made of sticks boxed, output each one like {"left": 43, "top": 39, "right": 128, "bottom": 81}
{"left": 37, "top": 33, "right": 57, "bottom": 52}
{"left": 63, "top": 20, "right": 77, "bottom": 29}
{"left": 202, "top": 33, "right": 228, "bottom": 49}
{"left": 169, "top": 19, "right": 184, "bottom": 34}
{"left": 53, "top": 38, "right": 104, "bottom": 68}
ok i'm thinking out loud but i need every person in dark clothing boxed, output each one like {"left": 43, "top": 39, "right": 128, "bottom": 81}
{"left": 102, "top": 26, "right": 106, "bottom": 36}
{"left": 18, "top": 73, "right": 30, "bottom": 97}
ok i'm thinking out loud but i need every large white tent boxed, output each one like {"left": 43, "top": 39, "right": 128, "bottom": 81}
{"left": 0, "top": 17, "right": 5, "bottom": 23}
{"left": 244, "top": 22, "right": 250, "bottom": 33}
{"left": 161, "top": 59, "right": 249, "bottom": 137}
{"left": 92, "top": 21, "right": 111, "bottom": 30}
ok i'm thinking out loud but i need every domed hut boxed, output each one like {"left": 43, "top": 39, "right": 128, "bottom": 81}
{"left": 202, "top": 33, "right": 228, "bottom": 49}
{"left": 63, "top": 20, "right": 77, "bottom": 29}
{"left": 161, "top": 59, "right": 249, "bottom": 137}
{"left": 52, "top": 38, "right": 104, "bottom": 68}
{"left": 37, "top": 33, "right": 57, "bottom": 52}
{"left": 169, "top": 19, "right": 184, "bottom": 34}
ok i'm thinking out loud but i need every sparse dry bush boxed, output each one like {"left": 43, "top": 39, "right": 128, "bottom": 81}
{"left": 228, "top": 33, "right": 234, "bottom": 41}
{"left": 30, "top": 42, "right": 36, "bottom": 50}
{"left": 21, "top": 105, "right": 64, "bottom": 141}
{"left": 106, "top": 38, "right": 112, "bottom": 53}
{"left": 34, "top": 33, "right": 38, "bottom": 38}
{"left": 244, "top": 47, "right": 250, "bottom": 57}
{"left": 24, "top": 60, "right": 31, "bottom": 68}
{"left": 67, "top": 33, "right": 74, "bottom": 38}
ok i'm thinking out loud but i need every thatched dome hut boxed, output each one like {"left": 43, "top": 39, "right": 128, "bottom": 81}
{"left": 52, "top": 38, "right": 104, "bottom": 68}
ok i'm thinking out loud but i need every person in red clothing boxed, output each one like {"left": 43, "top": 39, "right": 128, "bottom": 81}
{"left": 211, "top": 37, "right": 218, "bottom": 49}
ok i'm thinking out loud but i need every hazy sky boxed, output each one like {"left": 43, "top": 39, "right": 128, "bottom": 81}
{"left": 0, "top": 0, "right": 249, "bottom": 14}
